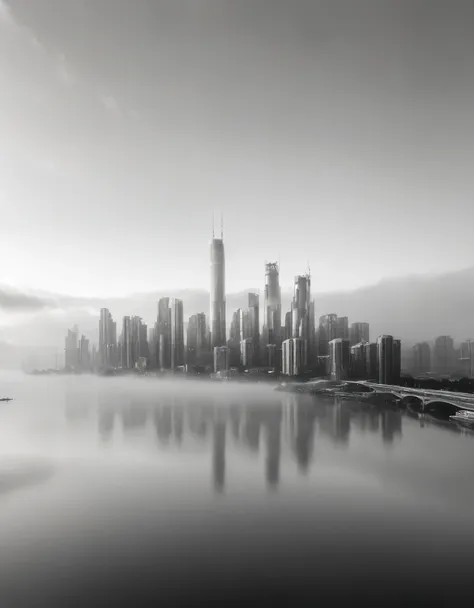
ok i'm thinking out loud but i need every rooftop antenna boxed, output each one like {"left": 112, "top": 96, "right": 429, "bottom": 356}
{"left": 220, "top": 213, "right": 224, "bottom": 239}
{"left": 212, "top": 211, "right": 215, "bottom": 238}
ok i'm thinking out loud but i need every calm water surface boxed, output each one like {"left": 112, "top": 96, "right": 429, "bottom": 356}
{"left": 0, "top": 372, "right": 474, "bottom": 606}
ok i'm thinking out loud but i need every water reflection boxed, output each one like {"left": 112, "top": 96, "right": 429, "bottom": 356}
{"left": 64, "top": 385, "right": 439, "bottom": 493}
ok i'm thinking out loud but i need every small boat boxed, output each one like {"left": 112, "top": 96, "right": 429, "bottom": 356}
{"left": 449, "top": 410, "right": 474, "bottom": 427}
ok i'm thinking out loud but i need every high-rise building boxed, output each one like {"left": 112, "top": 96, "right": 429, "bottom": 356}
{"left": 458, "top": 340, "right": 474, "bottom": 377}
{"left": 130, "top": 316, "right": 148, "bottom": 368}
{"left": 350, "top": 341, "right": 370, "bottom": 379}
{"left": 393, "top": 339, "right": 401, "bottom": 385}
{"left": 336, "top": 317, "right": 349, "bottom": 340}
{"left": 329, "top": 338, "right": 350, "bottom": 381}
{"left": 290, "top": 274, "right": 311, "bottom": 367}
{"left": 377, "top": 335, "right": 395, "bottom": 384}
{"left": 412, "top": 342, "right": 431, "bottom": 376}
{"left": 263, "top": 262, "right": 281, "bottom": 347}
{"left": 210, "top": 235, "right": 226, "bottom": 348}
{"left": 349, "top": 322, "right": 370, "bottom": 346}
{"left": 121, "top": 316, "right": 132, "bottom": 369}
{"left": 433, "top": 335, "right": 455, "bottom": 376}
{"left": 170, "top": 298, "right": 184, "bottom": 369}
{"left": 187, "top": 313, "right": 207, "bottom": 366}
{"left": 366, "top": 342, "right": 378, "bottom": 380}
{"left": 238, "top": 293, "right": 260, "bottom": 366}
{"left": 318, "top": 314, "right": 338, "bottom": 356}
{"left": 214, "top": 346, "right": 230, "bottom": 376}
{"left": 78, "top": 335, "right": 90, "bottom": 371}
{"left": 99, "top": 309, "right": 117, "bottom": 368}
{"left": 284, "top": 311, "right": 292, "bottom": 341}
{"left": 64, "top": 325, "right": 79, "bottom": 369}
{"left": 157, "top": 298, "right": 171, "bottom": 370}
{"left": 240, "top": 338, "right": 255, "bottom": 368}
{"left": 282, "top": 338, "right": 307, "bottom": 376}
{"left": 264, "top": 344, "right": 277, "bottom": 370}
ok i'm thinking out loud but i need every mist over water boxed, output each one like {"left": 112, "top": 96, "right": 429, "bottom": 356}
{"left": 0, "top": 372, "right": 474, "bottom": 605}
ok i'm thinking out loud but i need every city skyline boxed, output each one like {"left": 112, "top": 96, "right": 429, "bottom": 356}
{"left": 2, "top": 0, "right": 474, "bottom": 298}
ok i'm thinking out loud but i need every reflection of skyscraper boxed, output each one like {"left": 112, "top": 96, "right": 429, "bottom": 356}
{"left": 263, "top": 262, "right": 282, "bottom": 348}
{"left": 210, "top": 235, "right": 226, "bottom": 348}
{"left": 243, "top": 410, "right": 261, "bottom": 452}
{"left": 265, "top": 406, "right": 282, "bottom": 488}
{"left": 381, "top": 410, "right": 402, "bottom": 444}
{"left": 212, "top": 420, "right": 226, "bottom": 493}
{"left": 333, "top": 402, "right": 350, "bottom": 445}
{"left": 154, "top": 405, "right": 172, "bottom": 442}
{"left": 173, "top": 404, "right": 184, "bottom": 443}
{"left": 293, "top": 399, "right": 316, "bottom": 473}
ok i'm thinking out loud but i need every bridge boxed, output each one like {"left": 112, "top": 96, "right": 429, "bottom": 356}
{"left": 356, "top": 382, "right": 474, "bottom": 412}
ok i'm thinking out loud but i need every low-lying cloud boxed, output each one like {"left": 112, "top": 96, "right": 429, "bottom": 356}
{"left": 0, "top": 288, "right": 56, "bottom": 312}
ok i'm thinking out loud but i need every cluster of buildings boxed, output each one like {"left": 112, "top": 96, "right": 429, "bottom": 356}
{"left": 63, "top": 231, "right": 402, "bottom": 385}
{"left": 411, "top": 337, "right": 474, "bottom": 379}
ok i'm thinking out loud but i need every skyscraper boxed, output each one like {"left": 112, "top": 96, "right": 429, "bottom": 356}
{"left": 318, "top": 314, "right": 338, "bottom": 356}
{"left": 263, "top": 262, "right": 281, "bottom": 347}
{"left": 282, "top": 338, "right": 307, "bottom": 376}
{"left": 433, "top": 336, "right": 455, "bottom": 375}
{"left": 121, "top": 316, "right": 132, "bottom": 369}
{"left": 329, "top": 338, "right": 350, "bottom": 381}
{"left": 170, "top": 298, "right": 184, "bottom": 369}
{"left": 130, "top": 316, "right": 148, "bottom": 368}
{"left": 336, "top": 317, "right": 349, "bottom": 340}
{"left": 412, "top": 342, "right": 431, "bottom": 375}
{"left": 157, "top": 298, "right": 172, "bottom": 370}
{"left": 187, "top": 313, "right": 207, "bottom": 366}
{"left": 65, "top": 325, "right": 79, "bottom": 369}
{"left": 210, "top": 233, "right": 226, "bottom": 348}
{"left": 377, "top": 335, "right": 394, "bottom": 384}
{"left": 349, "top": 322, "right": 370, "bottom": 346}
{"left": 99, "top": 308, "right": 117, "bottom": 368}
{"left": 78, "top": 335, "right": 90, "bottom": 371}
{"left": 290, "top": 274, "right": 311, "bottom": 366}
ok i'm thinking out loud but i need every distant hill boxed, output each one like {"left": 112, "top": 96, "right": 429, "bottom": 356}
{"left": 1, "top": 267, "right": 474, "bottom": 360}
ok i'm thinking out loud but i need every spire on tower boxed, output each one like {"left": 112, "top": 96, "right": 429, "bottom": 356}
{"left": 220, "top": 213, "right": 224, "bottom": 239}
{"left": 212, "top": 212, "right": 215, "bottom": 238}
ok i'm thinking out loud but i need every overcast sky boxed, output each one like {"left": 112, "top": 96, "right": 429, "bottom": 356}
{"left": 1, "top": 0, "right": 474, "bottom": 297}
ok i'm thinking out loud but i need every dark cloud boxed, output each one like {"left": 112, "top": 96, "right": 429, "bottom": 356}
{"left": 0, "top": 288, "right": 56, "bottom": 312}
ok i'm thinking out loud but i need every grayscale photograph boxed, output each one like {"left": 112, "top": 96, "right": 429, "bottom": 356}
{"left": 1, "top": 1, "right": 474, "bottom": 605}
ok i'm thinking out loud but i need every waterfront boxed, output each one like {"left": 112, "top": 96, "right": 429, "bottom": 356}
{"left": 0, "top": 372, "right": 474, "bottom": 605}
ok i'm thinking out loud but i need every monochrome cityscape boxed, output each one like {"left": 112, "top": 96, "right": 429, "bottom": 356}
{"left": 60, "top": 232, "right": 474, "bottom": 385}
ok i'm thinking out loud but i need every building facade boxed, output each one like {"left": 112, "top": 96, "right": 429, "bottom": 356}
{"left": 210, "top": 237, "right": 226, "bottom": 348}
{"left": 282, "top": 338, "right": 307, "bottom": 377}
{"left": 263, "top": 262, "right": 281, "bottom": 348}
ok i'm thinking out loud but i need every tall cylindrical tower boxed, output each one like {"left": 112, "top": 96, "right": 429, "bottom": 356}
{"left": 210, "top": 237, "right": 226, "bottom": 348}
{"left": 263, "top": 262, "right": 281, "bottom": 346}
